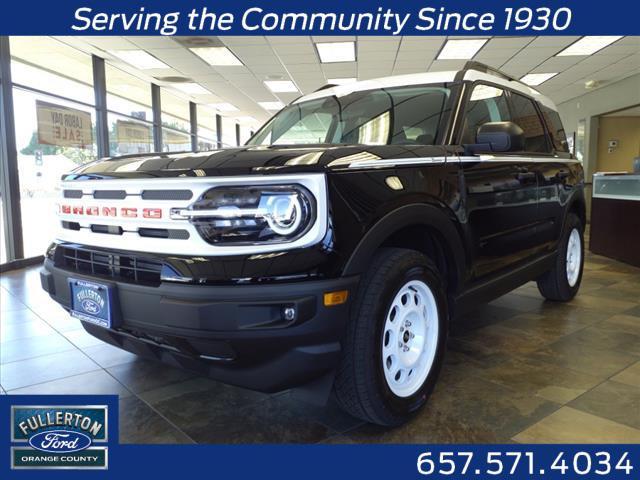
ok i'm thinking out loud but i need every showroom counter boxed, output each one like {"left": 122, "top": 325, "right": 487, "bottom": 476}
{"left": 589, "top": 173, "right": 640, "bottom": 267}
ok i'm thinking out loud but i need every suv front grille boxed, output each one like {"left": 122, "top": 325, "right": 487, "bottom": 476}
{"left": 56, "top": 245, "right": 163, "bottom": 286}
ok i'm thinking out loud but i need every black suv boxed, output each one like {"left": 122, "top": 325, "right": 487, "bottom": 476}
{"left": 41, "top": 62, "right": 585, "bottom": 426}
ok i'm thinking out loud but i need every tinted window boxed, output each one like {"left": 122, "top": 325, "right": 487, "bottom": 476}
{"left": 249, "top": 85, "right": 451, "bottom": 146}
{"left": 540, "top": 106, "right": 569, "bottom": 152}
{"left": 510, "top": 93, "right": 551, "bottom": 153}
{"left": 461, "top": 85, "right": 511, "bottom": 144}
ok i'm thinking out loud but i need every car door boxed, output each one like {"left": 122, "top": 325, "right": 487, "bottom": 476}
{"left": 458, "top": 84, "right": 541, "bottom": 281}
{"left": 535, "top": 104, "right": 575, "bottom": 253}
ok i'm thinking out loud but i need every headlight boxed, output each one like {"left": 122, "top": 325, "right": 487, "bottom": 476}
{"left": 171, "top": 185, "right": 315, "bottom": 245}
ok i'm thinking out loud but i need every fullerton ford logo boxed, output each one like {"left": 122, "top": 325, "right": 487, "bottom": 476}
{"left": 76, "top": 288, "right": 105, "bottom": 315}
{"left": 28, "top": 430, "right": 92, "bottom": 453}
{"left": 11, "top": 403, "right": 110, "bottom": 470}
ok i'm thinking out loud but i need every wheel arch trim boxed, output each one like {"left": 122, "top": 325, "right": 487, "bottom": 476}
{"left": 342, "top": 203, "right": 466, "bottom": 293}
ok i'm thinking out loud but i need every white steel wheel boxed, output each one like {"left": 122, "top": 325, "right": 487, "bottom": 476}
{"left": 566, "top": 228, "right": 582, "bottom": 287}
{"left": 382, "top": 279, "right": 439, "bottom": 398}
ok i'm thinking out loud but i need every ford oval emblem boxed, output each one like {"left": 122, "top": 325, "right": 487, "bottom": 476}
{"left": 81, "top": 299, "right": 101, "bottom": 315}
{"left": 28, "top": 430, "right": 92, "bottom": 453}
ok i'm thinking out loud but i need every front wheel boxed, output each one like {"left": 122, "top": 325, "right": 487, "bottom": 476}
{"left": 537, "top": 213, "right": 584, "bottom": 301}
{"left": 334, "top": 248, "right": 448, "bottom": 426}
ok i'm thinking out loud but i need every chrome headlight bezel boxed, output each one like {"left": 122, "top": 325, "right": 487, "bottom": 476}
{"left": 171, "top": 184, "right": 317, "bottom": 246}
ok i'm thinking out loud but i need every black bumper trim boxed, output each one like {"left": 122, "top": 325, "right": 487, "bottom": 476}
{"left": 41, "top": 259, "right": 358, "bottom": 392}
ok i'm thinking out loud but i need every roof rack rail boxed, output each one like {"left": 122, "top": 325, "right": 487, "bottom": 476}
{"left": 313, "top": 83, "right": 339, "bottom": 92}
{"left": 460, "top": 61, "right": 524, "bottom": 84}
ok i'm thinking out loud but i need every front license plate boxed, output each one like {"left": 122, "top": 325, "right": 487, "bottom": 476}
{"left": 69, "top": 279, "right": 114, "bottom": 328}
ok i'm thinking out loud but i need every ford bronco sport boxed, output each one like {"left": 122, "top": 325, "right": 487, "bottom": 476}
{"left": 41, "top": 62, "right": 585, "bottom": 426}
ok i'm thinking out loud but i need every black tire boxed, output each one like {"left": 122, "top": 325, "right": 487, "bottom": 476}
{"left": 334, "top": 248, "right": 448, "bottom": 426}
{"left": 536, "top": 213, "right": 584, "bottom": 301}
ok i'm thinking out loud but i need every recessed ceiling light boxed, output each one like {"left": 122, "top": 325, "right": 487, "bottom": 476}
{"left": 108, "top": 50, "right": 169, "bottom": 70}
{"left": 236, "top": 116, "right": 256, "bottom": 123}
{"left": 258, "top": 101, "right": 285, "bottom": 111}
{"left": 557, "top": 36, "right": 623, "bottom": 56}
{"left": 264, "top": 80, "right": 298, "bottom": 93}
{"left": 316, "top": 42, "right": 356, "bottom": 63}
{"left": 172, "top": 83, "right": 211, "bottom": 95}
{"left": 209, "top": 103, "right": 238, "bottom": 112}
{"left": 327, "top": 77, "right": 357, "bottom": 85}
{"left": 190, "top": 47, "right": 243, "bottom": 66}
{"left": 437, "top": 39, "right": 487, "bottom": 60}
{"left": 520, "top": 73, "right": 558, "bottom": 86}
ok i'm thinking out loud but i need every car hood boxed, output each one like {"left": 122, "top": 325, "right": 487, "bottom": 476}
{"left": 62, "top": 144, "right": 455, "bottom": 180}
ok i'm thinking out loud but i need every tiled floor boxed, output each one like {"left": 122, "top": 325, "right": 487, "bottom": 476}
{"left": 1, "top": 247, "right": 639, "bottom": 444}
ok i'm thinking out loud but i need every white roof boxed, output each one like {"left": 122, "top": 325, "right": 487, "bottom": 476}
{"left": 293, "top": 68, "right": 557, "bottom": 111}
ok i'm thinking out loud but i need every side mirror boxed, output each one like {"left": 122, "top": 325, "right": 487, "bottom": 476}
{"left": 475, "top": 122, "right": 524, "bottom": 153}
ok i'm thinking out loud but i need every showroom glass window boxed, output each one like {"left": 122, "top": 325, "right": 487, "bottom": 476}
{"left": 239, "top": 125, "right": 252, "bottom": 145}
{"left": 197, "top": 105, "right": 217, "bottom": 151}
{"left": 221, "top": 116, "right": 237, "bottom": 147}
{"left": 106, "top": 64, "right": 154, "bottom": 156}
{"left": 0, "top": 180, "right": 5, "bottom": 263}
{"left": 460, "top": 85, "right": 511, "bottom": 145}
{"left": 10, "top": 37, "right": 97, "bottom": 258}
{"left": 160, "top": 88, "right": 192, "bottom": 152}
{"left": 509, "top": 92, "right": 552, "bottom": 153}
{"left": 249, "top": 85, "right": 451, "bottom": 146}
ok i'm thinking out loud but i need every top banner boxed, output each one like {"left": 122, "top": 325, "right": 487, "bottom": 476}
{"left": 1, "top": 0, "right": 639, "bottom": 36}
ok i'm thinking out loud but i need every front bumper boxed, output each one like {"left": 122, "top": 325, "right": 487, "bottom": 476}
{"left": 41, "top": 259, "right": 357, "bottom": 392}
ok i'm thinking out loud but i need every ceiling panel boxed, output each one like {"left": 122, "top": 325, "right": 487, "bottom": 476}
{"left": 57, "top": 35, "right": 639, "bottom": 127}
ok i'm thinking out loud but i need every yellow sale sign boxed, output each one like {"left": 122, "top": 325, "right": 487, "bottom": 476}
{"left": 36, "top": 100, "right": 93, "bottom": 148}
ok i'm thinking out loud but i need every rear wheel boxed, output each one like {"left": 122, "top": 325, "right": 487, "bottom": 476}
{"left": 537, "top": 213, "right": 584, "bottom": 301}
{"left": 334, "top": 248, "right": 448, "bottom": 426}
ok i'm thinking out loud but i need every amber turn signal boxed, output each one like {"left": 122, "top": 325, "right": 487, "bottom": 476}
{"left": 323, "top": 290, "right": 349, "bottom": 306}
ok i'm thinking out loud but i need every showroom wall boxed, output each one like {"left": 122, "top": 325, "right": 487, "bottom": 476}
{"left": 596, "top": 116, "right": 640, "bottom": 172}
{"left": 556, "top": 73, "right": 640, "bottom": 219}
{"left": 556, "top": 73, "right": 640, "bottom": 178}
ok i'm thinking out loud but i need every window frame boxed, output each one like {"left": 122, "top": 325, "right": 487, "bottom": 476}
{"left": 538, "top": 103, "right": 572, "bottom": 157}
{"left": 459, "top": 82, "right": 511, "bottom": 146}
{"left": 455, "top": 79, "right": 557, "bottom": 157}
{"left": 506, "top": 90, "right": 554, "bottom": 156}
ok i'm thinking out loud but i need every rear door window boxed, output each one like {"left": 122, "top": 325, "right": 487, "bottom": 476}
{"left": 509, "top": 93, "right": 552, "bottom": 153}
{"left": 461, "top": 85, "right": 511, "bottom": 144}
{"left": 540, "top": 105, "right": 569, "bottom": 152}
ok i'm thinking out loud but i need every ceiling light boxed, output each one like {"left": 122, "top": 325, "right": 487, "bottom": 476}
{"left": 190, "top": 47, "right": 243, "bottom": 66}
{"left": 437, "top": 39, "right": 487, "bottom": 60}
{"left": 173, "top": 83, "right": 211, "bottom": 95}
{"left": 108, "top": 50, "right": 168, "bottom": 70}
{"left": 316, "top": 42, "right": 356, "bottom": 63}
{"left": 264, "top": 80, "right": 298, "bottom": 93}
{"left": 258, "top": 101, "right": 285, "bottom": 111}
{"left": 557, "top": 36, "right": 623, "bottom": 56}
{"left": 327, "top": 77, "right": 357, "bottom": 85}
{"left": 520, "top": 73, "right": 558, "bottom": 86}
{"left": 209, "top": 103, "right": 238, "bottom": 112}
{"left": 236, "top": 116, "right": 256, "bottom": 123}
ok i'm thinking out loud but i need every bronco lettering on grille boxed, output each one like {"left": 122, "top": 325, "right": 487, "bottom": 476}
{"left": 58, "top": 205, "right": 163, "bottom": 219}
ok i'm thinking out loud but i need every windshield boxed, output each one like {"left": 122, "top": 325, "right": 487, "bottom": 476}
{"left": 248, "top": 84, "right": 452, "bottom": 146}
